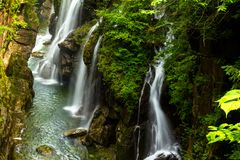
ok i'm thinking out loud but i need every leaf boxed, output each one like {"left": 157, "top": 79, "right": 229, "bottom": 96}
{"left": 207, "top": 123, "right": 240, "bottom": 144}
{"left": 208, "top": 126, "right": 218, "bottom": 131}
{"left": 217, "top": 89, "right": 240, "bottom": 116}
{"left": 217, "top": 5, "right": 227, "bottom": 12}
{"left": 207, "top": 130, "right": 226, "bottom": 144}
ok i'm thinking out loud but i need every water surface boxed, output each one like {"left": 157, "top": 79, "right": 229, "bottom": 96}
{"left": 14, "top": 57, "right": 87, "bottom": 160}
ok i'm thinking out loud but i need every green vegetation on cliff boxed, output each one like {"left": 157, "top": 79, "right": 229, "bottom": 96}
{"left": 97, "top": 0, "right": 163, "bottom": 110}
{"left": 92, "top": 0, "right": 240, "bottom": 159}
{"left": 0, "top": 0, "right": 38, "bottom": 40}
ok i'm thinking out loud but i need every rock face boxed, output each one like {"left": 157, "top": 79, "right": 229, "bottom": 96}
{"left": 40, "top": 0, "right": 52, "bottom": 20}
{"left": 87, "top": 106, "right": 116, "bottom": 147}
{"left": 0, "top": 2, "right": 37, "bottom": 159}
{"left": 58, "top": 32, "right": 79, "bottom": 82}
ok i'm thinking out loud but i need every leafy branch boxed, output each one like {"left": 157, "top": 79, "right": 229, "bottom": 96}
{"left": 207, "top": 89, "right": 240, "bottom": 144}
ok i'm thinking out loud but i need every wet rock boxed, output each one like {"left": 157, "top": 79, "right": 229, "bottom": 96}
{"left": 58, "top": 32, "right": 79, "bottom": 54}
{"left": 40, "top": 0, "right": 52, "bottom": 19}
{"left": 59, "top": 51, "right": 75, "bottom": 81}
{"left": 63, "top": 128, "right": 87, "bottom": 138}
{"left": 15, "top": 29, "right": 36, "bottom": 46}
{"left": 49, "top": 13, "right": 58, "bottom": 39}
{"left": 58, "top": 32, "right": 79, "bottom": 82}
{"left": 43, "top": 40, "right": 51, "bottom": 45}
{"left": 32, "top": 51, "right": 44, "bottom": 58}
{"left": 115, "top": 121, "right": 135, "bottom": 160}
{"left": 87, "top": 106, "right": 116, "bottom": 147}
{"left": 144, "top": 150, "right": 180, "bottom": 160}
{"left": 155, "top": 153, "right": 179, "bottom": 160}
{"left": 36, "top": 145, "right": 55, "bottom": 157}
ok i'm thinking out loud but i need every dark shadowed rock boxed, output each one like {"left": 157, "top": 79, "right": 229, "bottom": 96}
{"left": 49, "top": 13, "right": 58, "bottom": 39}
{"left": 87, "top": 106, "right": 116, "bottom": 147}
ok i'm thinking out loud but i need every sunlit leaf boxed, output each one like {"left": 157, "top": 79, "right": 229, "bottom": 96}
{"left": 217, "top": 5, "right": 227, "bottom": 12}
{"left": 208, "top": 126, "right": 218, "bottom": 131}
{"left": 217, "top": 89, "right": 240, "bottom": 116}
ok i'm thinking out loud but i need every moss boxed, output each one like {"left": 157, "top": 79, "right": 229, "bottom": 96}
{"left": 72, "top": 20, "right": 97, "bottom": 46}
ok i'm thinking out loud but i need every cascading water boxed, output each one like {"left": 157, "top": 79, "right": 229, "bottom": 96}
{"left": 135, "top": 28, "right": 179, "bottom": 159}
{"left": 144, "top": 60, "right": 180, "bottom": 160}
{"left": 64, "top": 22, "right": 102, "bottom": 129}
{"left": 81, "top": 35, "right": 103, "bottom": 128}
{"left": 35, "top": 0, "right": 83, "bottom": 84}
{"left": 136, "top": 61, "right": 181, "bottom": 160}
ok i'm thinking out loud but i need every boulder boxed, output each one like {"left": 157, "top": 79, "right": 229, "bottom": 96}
{"left": 32, "top": 51, "right": 44, "bottom": 58}
{"left": 144, "top": 150, "right": 180, "bottom": 160}
{"left": 36, "top": 145, "right": 55, "bottom": 157}
{"left": 63, "top": 128, "right": 87, "bottom": 138}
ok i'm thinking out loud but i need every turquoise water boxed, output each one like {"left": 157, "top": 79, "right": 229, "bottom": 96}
{"left": 14, "top": 57, "right": 87, "bottom": 160}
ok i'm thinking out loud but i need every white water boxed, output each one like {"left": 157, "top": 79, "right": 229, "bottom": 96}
{"left": 144, "top": 60, "right": 180, "bottom": 160}
{"left": 149, "top": 61, "right": 172, "bottom": 151}
{"left": 32, "top": 29, "right": 52, "bottom": 54}
{"left": 36, "top": 0, "right": 83, "bottom": 84}
{"left": 64, "top": 22, "right": 101, "bottom": 129}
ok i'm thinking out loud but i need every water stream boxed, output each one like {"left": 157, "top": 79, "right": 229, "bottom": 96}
{"left": 14, "top": 56, "right": 87, "bottom": 160}
{"left": 143, "top": 60, "right": 180, "bottom": 160}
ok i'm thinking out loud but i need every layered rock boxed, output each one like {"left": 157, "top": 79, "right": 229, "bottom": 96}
{"left": 0, "top": 2, "right": 37, "bottom": 159}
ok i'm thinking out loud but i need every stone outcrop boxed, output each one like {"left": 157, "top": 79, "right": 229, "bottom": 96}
{"left": 58, "top": 32, "right": 79, "bottom": 82}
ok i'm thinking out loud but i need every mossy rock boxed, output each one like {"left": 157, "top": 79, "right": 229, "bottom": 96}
{"left": 88, "top": 145, "right": 116, "bottom": 160}
{"left": 36, "top": 145, "right": 56, "bottom": 157}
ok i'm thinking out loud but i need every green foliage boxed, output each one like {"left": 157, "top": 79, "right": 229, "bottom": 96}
{"left": 207, "top": 89, "right": 240, "bottom": 144}
{"left": 217, "top": 0, "right": 240, "bottom": 12}
{"left": 228, "top": 144, "right": 240, "bottom": 159}
{"left": 222, "top": 60, "right": 240, "bottom": 88}
{"left": 207, "top": 123, "right": 240, "bottom": 143}
{"left": 223, "top": 65, "right": 240, "bottom": 84}
{"left": 0, "top": 59, "right": 11, "bottom": 108}
{"left": 0, "top": 0, "right": 38, "bottom": 39}
{"left": 97, "top": 0, "right": 161, "bottom": 109}
{"left": 165, "top": 49, "right": 197, "bottom": 122}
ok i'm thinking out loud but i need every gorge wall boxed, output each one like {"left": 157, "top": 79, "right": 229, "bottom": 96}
{"left": 0, "top": 1, "right": 38, "bottom": 159}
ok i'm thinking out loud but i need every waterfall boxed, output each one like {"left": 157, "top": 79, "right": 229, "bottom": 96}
{"left": 143, "top": 60, "right": 180, "bottom": 160}
{"left": 64, "top": 22, "right": 102, "bottom": 129}
{"left": 35, "top": 0, "right": 83, "bottom": 85}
